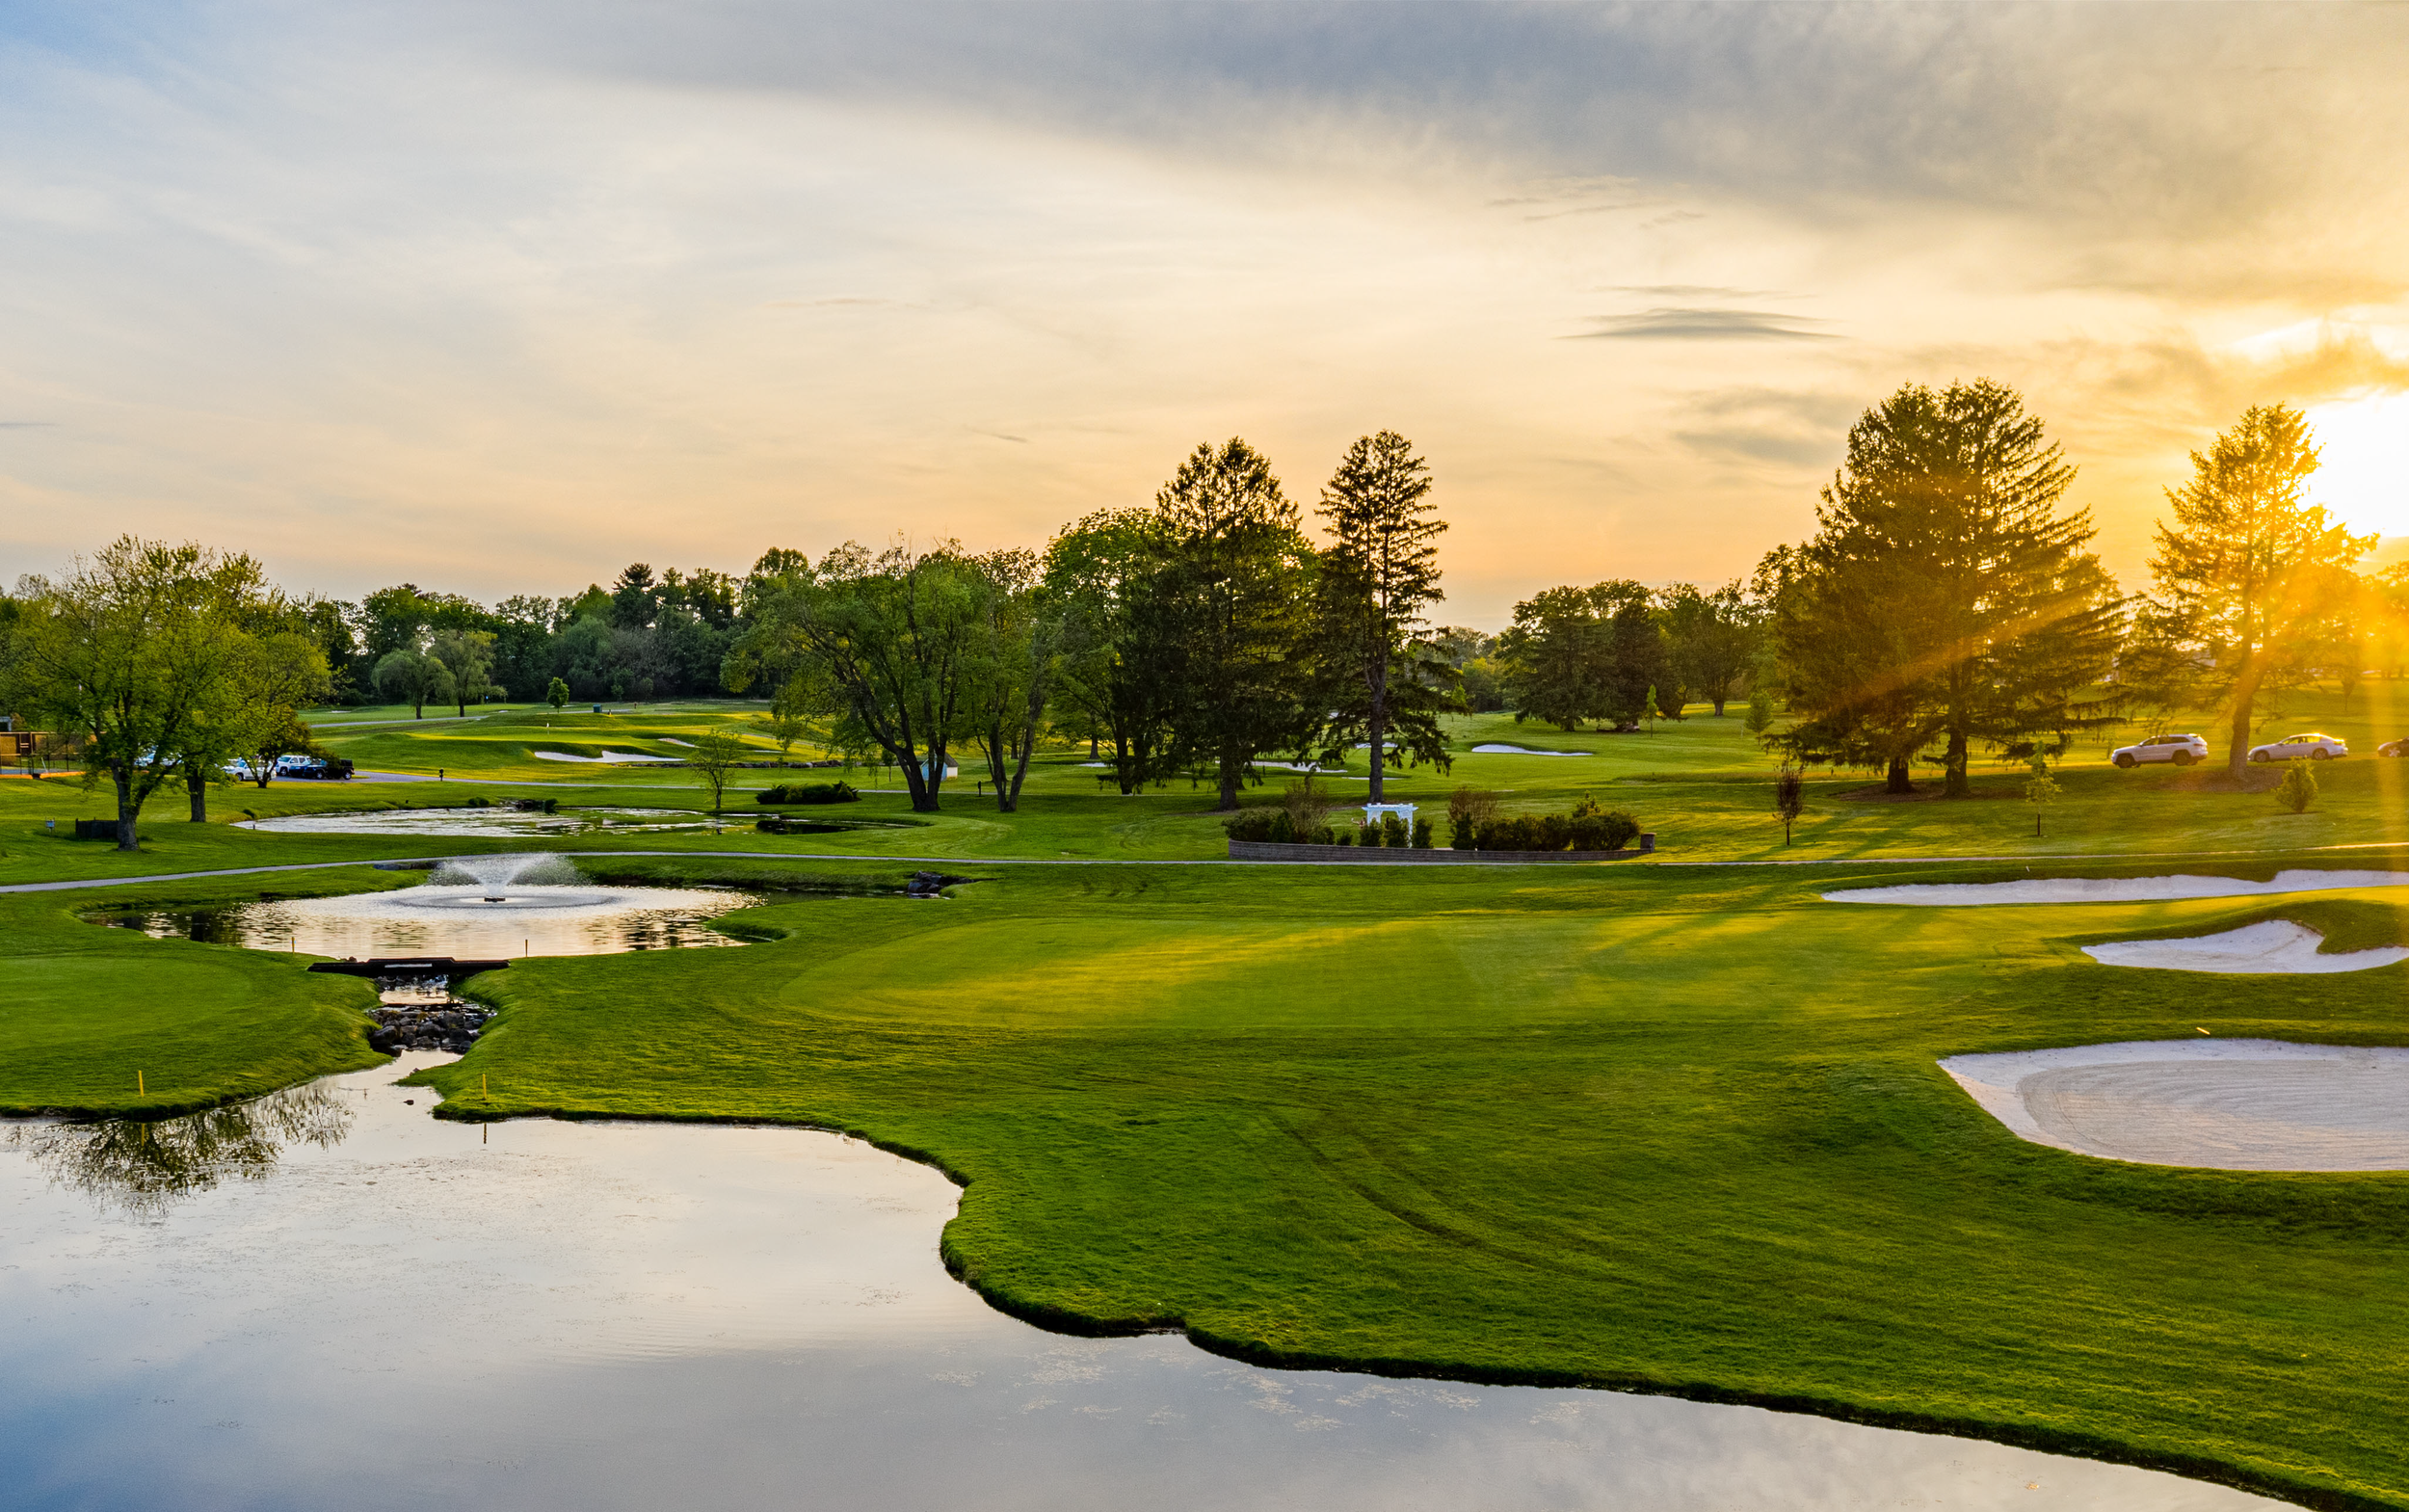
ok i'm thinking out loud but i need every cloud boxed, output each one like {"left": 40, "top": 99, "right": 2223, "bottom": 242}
{"left": 1607, "top": 285, "right": 1779, "bottom": 299}
{"left": 1673, "top": 386, "right": 1861, "bottom": 468}
{"left": 1567, "top": 309, "right": 1838, "bottom": 342}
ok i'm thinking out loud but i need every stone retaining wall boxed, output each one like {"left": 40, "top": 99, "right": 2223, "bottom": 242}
{"left": 1228, "top": 836, "right": 1654, "bottom": 863}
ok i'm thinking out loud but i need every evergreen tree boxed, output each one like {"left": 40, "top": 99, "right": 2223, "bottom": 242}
{"left": 1773, "top": 379, "right": 2122, "bottom": 796}
{"left": 1310, "top": 431, "right": 1454, "bottom": 802}
{"left": 2139, "top": 403, "right": 2373, "bottom": 779}
{"left": 1152, "top": 439, "right": 1318, "bottom": 809}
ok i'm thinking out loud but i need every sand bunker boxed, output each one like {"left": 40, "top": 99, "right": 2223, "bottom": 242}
{"left": 1941, "top": 1040, "right": 2409, "bottom": 1171}
{"left": 1470, "top": 744, "right": 1592, "bottom": 756}
{"left": 2083, "top": 920, "right": 2409, "bottom": 974}
{"left": 1825, "top": 868, "right": 2409, "bottom": 906}
{"left": 531, "top": 749, "right": 680, "bottom": 764}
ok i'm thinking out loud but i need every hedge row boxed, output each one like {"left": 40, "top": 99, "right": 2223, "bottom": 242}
{"left": 755, "top": 781, "right": 859, "bottom": 806}
{"left": 1223, "top": 805, "right": 1641, "bottom": 853}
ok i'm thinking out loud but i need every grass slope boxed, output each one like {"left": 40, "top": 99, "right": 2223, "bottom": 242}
{"left": 387, "top": 855, "right": 2409, "bottom": 1510}
{"left": 0, "top": 874, "right": 386, "bottom": 1116}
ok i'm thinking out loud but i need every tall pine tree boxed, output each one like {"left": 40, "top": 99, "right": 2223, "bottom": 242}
{"left": 2141, "top": 403, "right": 2373, "bottom": 779}
{"left": 1774, "top": 379, "right": 2122, "bottom": 796}
{"left": 1310, "top": 431, "right": 1454, "bottom": 802}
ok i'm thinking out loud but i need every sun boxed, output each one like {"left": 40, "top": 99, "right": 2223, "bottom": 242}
{"left": 2305, "top": 390, "right": 2409, "bottom": 540}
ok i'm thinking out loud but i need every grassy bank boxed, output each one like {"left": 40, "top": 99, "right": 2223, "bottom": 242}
{"left": 0, "top": 873, "right": 387, "bottom": 1117}
{"left": 383, "top": 854, "right": 2409, "bottom": 1509}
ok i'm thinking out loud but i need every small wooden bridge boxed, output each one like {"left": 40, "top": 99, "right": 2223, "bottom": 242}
{"left": 307, "top": 957, "right": 512, "bottom": 982}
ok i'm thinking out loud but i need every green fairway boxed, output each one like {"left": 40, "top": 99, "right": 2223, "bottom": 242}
{"left": 392, "top": 852, "right": 2409, "bottom": 1510}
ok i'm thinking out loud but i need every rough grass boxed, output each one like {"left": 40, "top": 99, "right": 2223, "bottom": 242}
{"left": 382, "top": 856, "right": 2409, "bottom": 1510}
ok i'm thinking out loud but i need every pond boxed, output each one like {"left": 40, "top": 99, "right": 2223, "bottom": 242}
{"left": 0, "top": 1060, "right": 2278, "bottom": 1512}
{"left": 99, "top": 854, "right": 759, "bottom": 962}
{"left": 241, "top": 805, "right": 712, "bottom": 837}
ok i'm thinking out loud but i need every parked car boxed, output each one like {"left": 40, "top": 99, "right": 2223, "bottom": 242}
{"left": 2379, "top": 737, "right": 2409, "bottom": 757}
{"left": 2247, "top": 732, "right": 2347, "bottom": 762}
{"left": 268, "top": 755, "right": 355, "bottom": 781}
{"left": 2110, "top": 732, "right": 2209, "bottom": 768}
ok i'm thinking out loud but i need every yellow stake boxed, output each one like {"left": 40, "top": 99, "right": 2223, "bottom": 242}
{"left": 482, "top": 1073, "right": 489, "bottom": 1095}
{"left": 137, "top": 1070, "right": 145, "bottom": 1095}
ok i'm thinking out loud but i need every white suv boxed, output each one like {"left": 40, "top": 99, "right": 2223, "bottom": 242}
{"left": 2110, "top": 733, "right": 2209, "bottom": 768}
{"left": 2248, "top": 731, "right": 2347, "bottom": 762}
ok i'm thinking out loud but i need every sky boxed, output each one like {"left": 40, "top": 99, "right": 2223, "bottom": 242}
{"left": 2, "top": 1, "right": 2406, "bottom": 628}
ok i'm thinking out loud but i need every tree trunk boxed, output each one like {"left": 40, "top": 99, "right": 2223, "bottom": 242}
{"left": 1364, "top": 652, "right": 1389, "bottom": 804}
{"left": 187, "top": 765, "right": 208, "bottom": 822}
{"left": 1711, "top": 697, "right": 1727, "bottom": 716}
{"left": 898, "top": 749, "right": 936, "bottom": 812}
{"left": 2229, "top": 701, "right": 2254, "bottom": 782}
{"left": 1943, "top": 729, "right": 1970, "bottom": 799}
{"left": 114, "top": 768, "right": 140, "bottom": 852}
{"left": 1216, "top": 744, "right": 1241, "bottom": 810}
{"left": 1885, "top": 756, "right": 1913, "bottom": 794}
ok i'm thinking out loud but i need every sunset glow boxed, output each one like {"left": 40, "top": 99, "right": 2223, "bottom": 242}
{"left": 3, "top": 5, "right": 2408, "bottom": 618}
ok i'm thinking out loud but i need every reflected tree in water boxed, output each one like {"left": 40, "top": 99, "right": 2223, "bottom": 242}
{"left": 5, "top": 1083, "right": 354, "bottom": 1218}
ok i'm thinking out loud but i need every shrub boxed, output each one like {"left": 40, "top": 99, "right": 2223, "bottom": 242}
{"left": 1449, "top": 818, "right": 1476, "bottom": 850}
{"left": 1332, "top": 828, "right": 1353, "bottom": 846}
{"left": 1357, "top": 819, "right": 1382, "bottom": 848}
{"left": 1221, "top": 808, "right": 1281, "bottom": 842}
{"left": 756, "top": 781, "right": 859, "bottom": 806}
{"left": 1283, "top": 777, "right": 1336, "bottom": 835}
{"left": 2277, "top": 761, "right": 2317, "bottom": 814}
{"left": 1381, "top": 811, "right": 1409, "bottom": 847}
{"left": 1448, "top": 786, "right": 1500, "bottom": 831}
{"left": 1268, "top": 810, "right": 1297, "bottom": 843}
{"left": 1411, "top": 815, "right": 1433, "bottom": 848}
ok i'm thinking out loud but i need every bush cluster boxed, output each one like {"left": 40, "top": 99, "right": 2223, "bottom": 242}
{"left": 1221, "top": 808, "right": 1338, "bottom": 845}
{"left": 755, "top": 781, "right": 859, "bottom": 806}
{"left": 1453, "top": 796, "right": 1640, "bottom": 853}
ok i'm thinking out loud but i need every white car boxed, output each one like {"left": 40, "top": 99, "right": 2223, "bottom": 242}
{"left": 2110, "top": 733, "right": 2208, "bottom": 768}
{"left": 2248, "top": 731, "right": 2347, "bottom": 763}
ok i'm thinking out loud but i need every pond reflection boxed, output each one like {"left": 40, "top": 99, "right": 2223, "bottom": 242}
{"left": 0, "top": 1061, "right": 2280, "bottom": 1512}
{"left": 5, "top": 1082, "right": 352, "bottom": 1219}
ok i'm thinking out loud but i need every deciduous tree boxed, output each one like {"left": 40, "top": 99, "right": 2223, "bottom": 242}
{"left": 2, "top": 538, "right": 258, "bottom": 850}
{"left": 725, "top": 542, "right": 989, "bottom": 812}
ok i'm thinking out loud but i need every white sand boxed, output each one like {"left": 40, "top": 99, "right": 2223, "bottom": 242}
{"left": 531, "top": 750, "right": 680, "bottom": 764}
{"left": 1941, "top": 1040, "right": 2409, "bottom": 1170}
{"left": 1470, "top": 744, "right": 1592, "bottom": 756}
{"left": 2083, "top": 919, "right": 2409, "bottom": 974}
{"left": 1825, "top": 868, "right": 2409, "bottom": 906}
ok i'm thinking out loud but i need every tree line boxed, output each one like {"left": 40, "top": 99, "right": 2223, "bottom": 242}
{"left": 5, "top": 386, "right": 2396, "bottom": 849}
